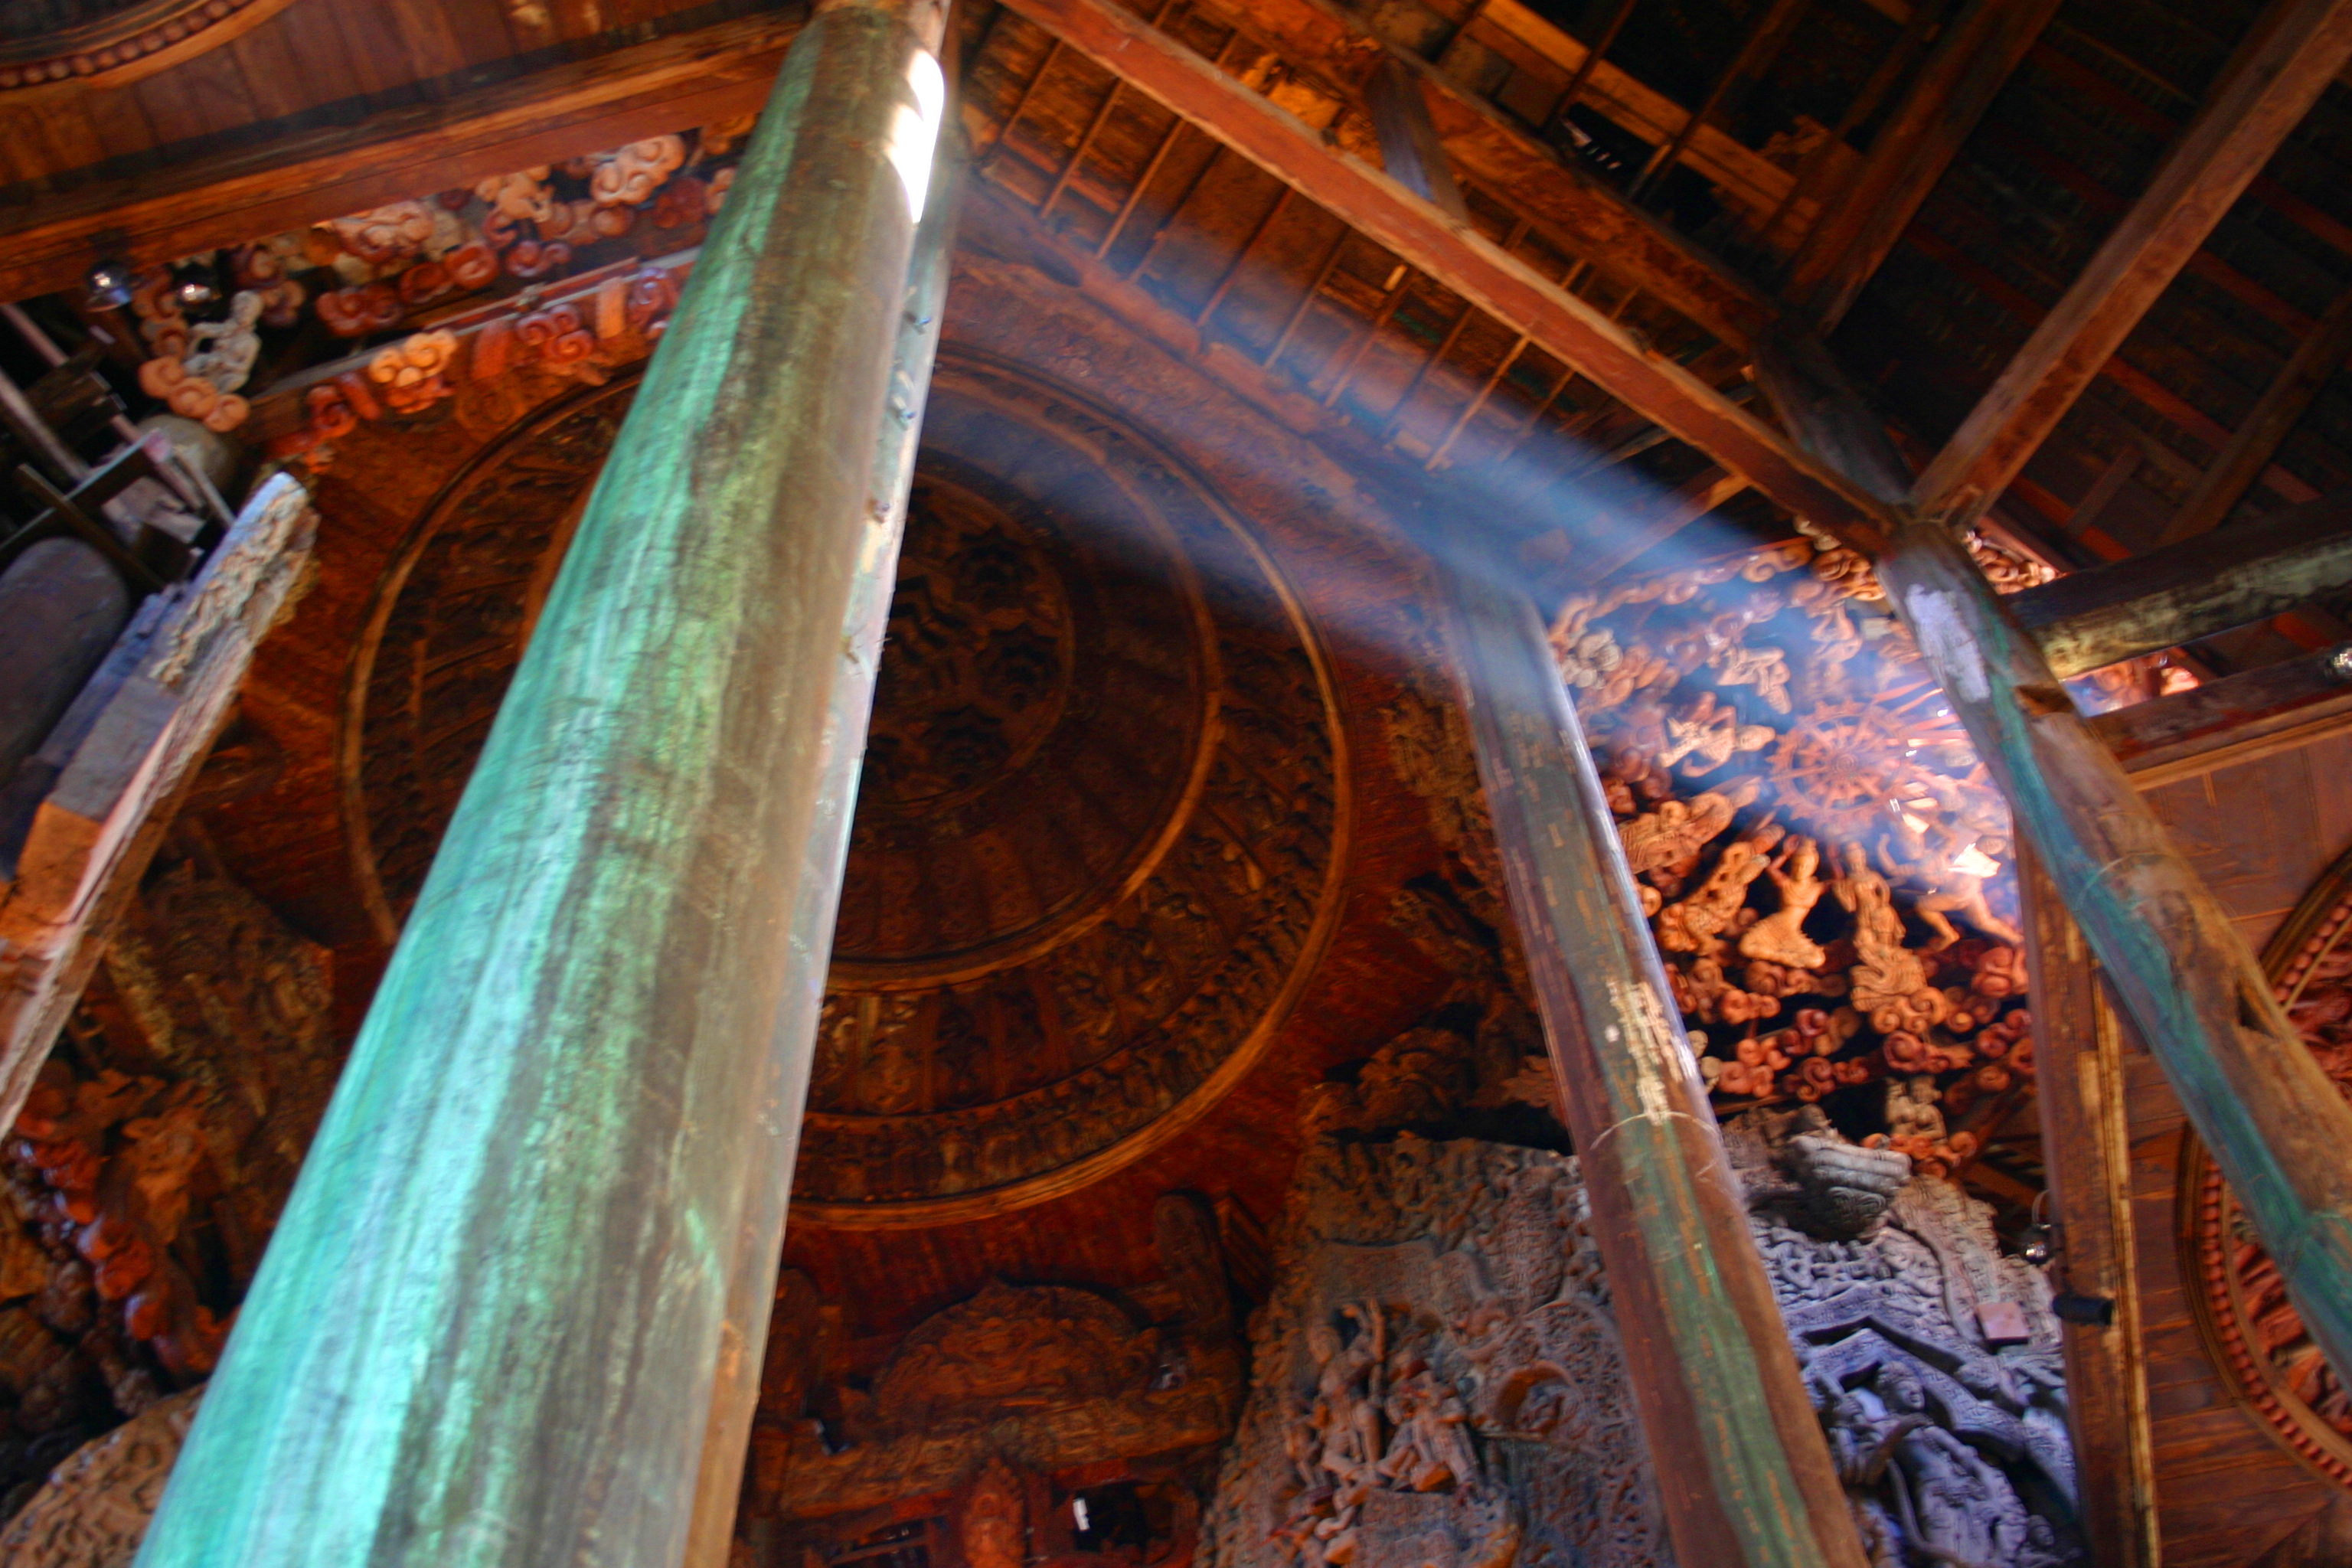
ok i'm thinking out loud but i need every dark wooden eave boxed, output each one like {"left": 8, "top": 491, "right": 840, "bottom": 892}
{"left": 0, "top": 10, "right": 802, "bottom": 303}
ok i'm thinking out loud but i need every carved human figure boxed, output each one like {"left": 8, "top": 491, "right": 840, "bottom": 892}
{"left": 962, "top": 1457, "right": 1029, "bottom": 1568}
{"left": 1377, "top": 1363, "right": 1480, "bottom": 1493}
{"left": 1657, "top": 823, "right": 1783, "bottom": 957}
{"left": 1738, "top": 834, "right": 1829, "bottom": 969}
{"left": 1875, "top": 1362, "right": 2031, "bottom": 1567}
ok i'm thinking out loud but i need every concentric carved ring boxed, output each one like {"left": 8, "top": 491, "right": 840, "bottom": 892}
{"left": 341, "top": 354, "right": 1348, "bottom": 1227}
{"left": 0, "top": 0, "right": 308, "bottom": 91}
{"left": 2184, "top": 842, "right": 2352, "bottom": 1488}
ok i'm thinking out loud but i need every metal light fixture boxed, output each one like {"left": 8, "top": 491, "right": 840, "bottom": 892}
{"left": 170, "top": 262, "right": 218, "bottom": 310}
{"left": 2017, "top": 1190, "right": 2055, "bottom": 1267}
{"left": 83, "top": 258, "right": 136, "bottom": 311}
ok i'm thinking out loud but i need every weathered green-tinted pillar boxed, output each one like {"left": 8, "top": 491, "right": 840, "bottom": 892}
{"left": 1439, "top": 558, "right": 1870, "bottom": 1568}
{"left": 134, "top": 3, "right": 949, "bottom": 1564}
{"left": 680, "top": 126, "right": 964, "bottom": 1568}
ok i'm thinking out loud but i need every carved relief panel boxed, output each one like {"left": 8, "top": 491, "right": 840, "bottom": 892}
{"left": 340, "top": 356, "right": 1348, "bottom": 1228}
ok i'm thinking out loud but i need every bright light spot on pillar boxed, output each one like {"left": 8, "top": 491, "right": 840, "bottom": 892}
{"left": 888, "top": 48, "right": 947, "bottom": 224}
{"left": 1072, "top": 1498, "right": 1091, "bottom": 1533}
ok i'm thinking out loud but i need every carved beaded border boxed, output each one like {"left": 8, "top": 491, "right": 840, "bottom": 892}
{"left": 0, "top": 0, "right": 296, "bottom": 89}
{"left": 2184, "top": 841, "right": 2352, "bottom": 1489}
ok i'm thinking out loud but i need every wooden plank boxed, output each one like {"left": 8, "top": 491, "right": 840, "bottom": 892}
{"left": 2251, "top": 1498, "right": 2352, "bottom": 1566}
{"left": 2089, "top": 643, "right": 2352, "bottom": 761}
{"left": 991, "top": 0, "right": 1895, "bottom": 546}
{"left": 1784, "top": 0, "right": 2066, "bottom": 327}
{"left": 0, "top": 475, "right": 315, "bottom": 1134}
{"left": 0, "top": 11, "right": 802, "bottom": 304}
{"left": 2020, "top": 848, "right": 2161, "bottom": 1568}
{"left": 381, "top": 0, "right": 473, "bottom": 89}
{"left": 432, "top": 0, "right": 524, "bottom": 70}
{"left": 325, "top": 0, "right": 421, "bottom": 100}
{"left": 2158, "top": 286, "right": 2352, "bottom": 544}
{"left": 1364, "top": 57, "right": 1466, "bottom": 220}
{"left": 1911, "top": 0, "right": 2352, "bottom": 531}
{"left": 225, "top": 18, "right": 322, "bottom": 128}
{"left": 127, "top": 34, "right": 258, "bottom": 146}
{"left": 1192, "top": 0, "right": 1779, "bottom": 347}
{"left": 2010, "top": 486, "right": 2352, "bottom": 674}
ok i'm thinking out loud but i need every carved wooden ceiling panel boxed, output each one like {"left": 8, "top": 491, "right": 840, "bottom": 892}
{"left": 339, "top": 351, "right": 1349, "bottom": 1229}
{"left": 802, "top": 359, "right": 1347, "bottom": 1224}
{"left": 2186, "top": 843, "right": 2352, "bottom": 1491}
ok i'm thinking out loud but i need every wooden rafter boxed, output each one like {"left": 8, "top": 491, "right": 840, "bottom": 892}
{"left": 1911, "top": 0, "right": 2352, "bottom": 531}
{"left": 2156, "top": 283, "right": 2352, "bottom": 544}
{"left": 1194, "top": 0, "right": 1779, "bottom": 347}
{"left": 0, "top": 12, "right": 801, "bottom": 304}
{"left": 1782, "top": 0, "right": 2065, "bottom": 327}
{"left": 989, "top": 0, "right": 1895, "bottom": 547}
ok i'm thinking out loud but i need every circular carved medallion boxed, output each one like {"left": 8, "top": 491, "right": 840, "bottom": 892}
{"left": 2184, "top": 844, "right": 2352, "bottom": 1486}
{"left": 341, "top": 354, "right": 1347, "bottom": 1227}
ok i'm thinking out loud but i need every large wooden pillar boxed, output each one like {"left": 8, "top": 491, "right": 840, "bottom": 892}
{"left": 678, "top": 125, "right": 964, "bottom": 1568}
{"left": 1440, "top": 563, "right": 1870, "bottom": 1568}
{"left": 133, "top": 3, "right": 949, "bottom": 1564}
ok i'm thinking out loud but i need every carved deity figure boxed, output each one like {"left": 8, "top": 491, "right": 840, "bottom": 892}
{"left": 962, "top": 1457, "right": 1029, "bottom": 1568}
{"left": 1377, "top": 1364, "right": 1480, "bottom": 1493}
{"left": 1657, "top": 823, "right": 1783, "bottom": 958}
{"left": 1739, "top": 835, "right": 1829, "bottom": 969}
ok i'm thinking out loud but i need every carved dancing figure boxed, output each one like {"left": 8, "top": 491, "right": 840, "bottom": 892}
{"left": 1738, "top": 834, "right": 1829, "bottom": 969}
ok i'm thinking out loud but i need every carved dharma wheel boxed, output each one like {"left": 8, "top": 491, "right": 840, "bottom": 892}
{"left": 2185, "top": 842, "right": 2352, "bottom": 1486}
{"left": 343, "top": 354, "right": 1347, "bottom": 1226}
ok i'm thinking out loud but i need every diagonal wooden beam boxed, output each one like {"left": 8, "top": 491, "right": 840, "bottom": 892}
{"left": 1187, "top": 0, "right": 1779, "bottom": 346}
{"left": 1782, "top": 0, "right": 2065, "bottom": 328}
{"left": 991, "top": 0, "right": 1893, "bottom": 547}
{"left": 2014, "top": 485, "right": 2352, "bottom": 674}
{"left": 1910, "top": 0, "right": 2352, "bottom": 531}
{"left": 1759, "top": 323, "right": 2352, "bottom": 1452}
{"left": 0, "top": 11, "right": 802, "bottom": 305}
{"left": 2156, "top": 282, "right": 2352, "bottom": 544}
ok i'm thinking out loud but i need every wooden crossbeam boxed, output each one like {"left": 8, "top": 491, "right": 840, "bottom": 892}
{"left": 0, "top": 13, "right": 800, "bottom": 305}
{"left": 1189, "top": 0, "right": 1779, "bottom": 346}
{"left": 2011, "top": 487, "right": 2352, "bottom": 675}
{"left": 1911, "top": 0, "right": 2352, "bottom": 531}
{"left": 991, "top": 0, "right": 1895, "bottom": 547}
{"left": 2087, "top": 641, "right": 2352, "bottom": 761}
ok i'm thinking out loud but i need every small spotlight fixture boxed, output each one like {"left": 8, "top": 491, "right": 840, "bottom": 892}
{"left": 170, "top": 264, "right": 218, "bottom": 310}
{"left": 83, "top": 259, "right": 136, "bottom": 311}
